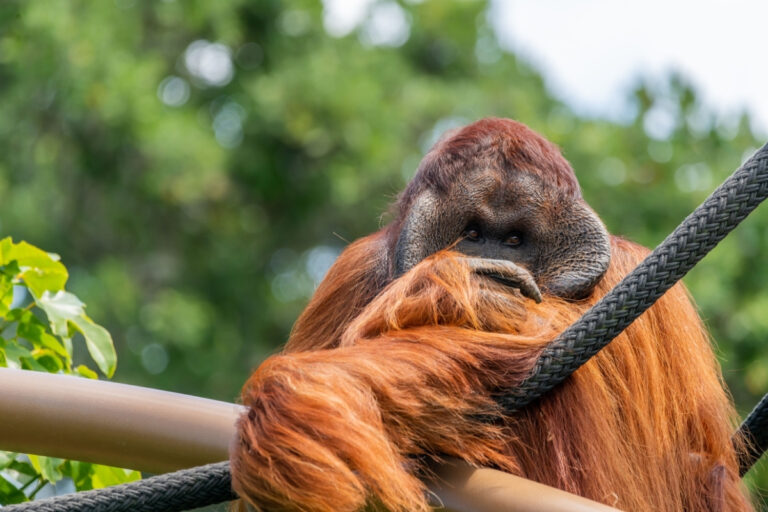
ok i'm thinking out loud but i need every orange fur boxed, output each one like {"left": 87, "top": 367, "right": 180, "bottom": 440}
{"left": 287, "top": 230, "right": 390, "bottom": 352}
{"left": 231, "top": 237, "right": 752, "bottom": 511}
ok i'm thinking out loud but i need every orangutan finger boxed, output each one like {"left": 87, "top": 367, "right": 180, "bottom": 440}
{"left": 465, "top": 258, "right": 543, "bottom": 303}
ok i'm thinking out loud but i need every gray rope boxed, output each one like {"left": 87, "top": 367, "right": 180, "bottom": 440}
{"left": 497, "top": 142, "right": 768, "bottom": 413}
{"left": 7, "top": 142, "right": 768, "bottom": 511}
{"left": 3, "top": 462, "right": 235, "bottom": 512}
{"left": 736, "top": 392, "right": 768, "bottom": 475}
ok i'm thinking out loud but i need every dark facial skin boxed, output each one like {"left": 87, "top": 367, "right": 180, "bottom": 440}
{"left": 394, "top": 166, "right": 610, "bottom": 302}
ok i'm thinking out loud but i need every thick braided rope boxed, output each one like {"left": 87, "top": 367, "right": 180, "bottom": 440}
{"left": 737, "top": 392, "right": 768, "bottom": 476}
{"left": 498, "top": 142, "right": 768, "bottom": 413}
{"left": 3, "top": 462, "right": 235, "bottom": 512}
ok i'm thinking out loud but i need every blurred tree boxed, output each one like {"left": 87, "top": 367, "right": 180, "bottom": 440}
{"left": 1, "top": 0, "right": 767, "bottom": 503}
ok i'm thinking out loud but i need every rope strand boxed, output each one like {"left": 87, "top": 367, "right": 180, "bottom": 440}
{"left": 4, "top": 462, "right": 235, "bottom": 512}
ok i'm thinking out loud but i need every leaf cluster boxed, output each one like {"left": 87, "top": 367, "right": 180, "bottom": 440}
{"left": 0, "top": 237, "right": 138, "bottom": 504}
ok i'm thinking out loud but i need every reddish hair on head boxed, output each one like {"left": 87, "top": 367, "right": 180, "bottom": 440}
{"left": 398, "top": 118, "right": 580, "bottom": 210}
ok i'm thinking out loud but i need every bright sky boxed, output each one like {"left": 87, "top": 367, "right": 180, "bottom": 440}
{"left": 489, "top": 0, "right": 768, "bottom": 135}
{"left": 322, "top": 0, "right": 768, "bottom": 136}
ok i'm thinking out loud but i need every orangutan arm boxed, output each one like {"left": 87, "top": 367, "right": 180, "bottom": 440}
{"left": 232, "top": 253, "right": 549, "bottom": 512}
{"left": 232, "top": 331, "right": 539, "bottom": 512}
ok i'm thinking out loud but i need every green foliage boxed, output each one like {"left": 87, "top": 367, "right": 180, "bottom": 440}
{"left": 1, "top": 0, "right": 768, "bottom": 503}
{"left": 0, "top": 237, "right": 115, "bottom": 377}
{"left": 0, "top": 237, "right": 138, "bottom": 504}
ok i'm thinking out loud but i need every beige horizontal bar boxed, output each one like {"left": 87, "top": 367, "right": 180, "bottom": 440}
{"left": 0, "top": 368, "right": 621, "bottom": 511}
{"left": 0, "top": 367, "right": 243, "bottom": 474}
{"left": 430, "top": 459, "right": 622, "bottom": 512}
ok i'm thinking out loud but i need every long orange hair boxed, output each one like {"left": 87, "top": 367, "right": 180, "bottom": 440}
{"left": 231, "top": 236, "right": 752, "bottom": 511}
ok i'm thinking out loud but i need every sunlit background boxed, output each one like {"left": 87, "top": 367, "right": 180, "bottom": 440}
{"left": 2, "top": 0, "right": 768, "bottom": 502}
{"left": 492, "top": 0, "right": 768, "bottom": 133}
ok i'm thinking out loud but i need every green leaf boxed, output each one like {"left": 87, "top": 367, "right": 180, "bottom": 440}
{"left": 0, "top": 474, "right": 27, "bottom": 505}
{"left": 19, "top": 356, "right": 48, "bottom": 372}
{"left": 16, "top": 315, "right": 69, "bottom": 359}
{"left": 31, "top": 349, "right": 63, "bottom": 372}
{"left": 0, "top": 274, "right": 13, "bottom": 316}
{"left": 0, "top": 238, "right": 13, "bottom": 265}
{"left": 63, "top": 460, "right": 94, "bottom": 491}
{"left": 34, "top": 290, "right": 84, "bottom": 337}
{"left": 90, "top": 465, "right": 140, "bottom": 489}
{"left": 0, "top": 296, "right": 10, "bottom": 317}
{"left": 62, "top": 336, "right": 73, "bottom": 358}
{"left": 7, "top": 460, "right": 38, "bottom": 478}
{"left": 34, "top": 291, "right": 114, "bottom": 374}
{"left": 20, "top": 266, "right": 68, "bottom": 299}
{"left": 34, "top": 292, "right": 116, "bottom": 375}
{"left": 70, "top": 315, "right": 117, "bottom": 377}
{"left": 75, "top": 364, "right": 98, "bottom": 379}
{"left": 4, "top": 308, "right": 26, "bottom": 323}
{"left": 27, "top": 455, "right": 63, "bottom": 484}
{"left": 0, "top": 259, "right": 20, "bottom": 279}
{"left": 1, "top": 339, "right": 32, "bottom": 369}
{"left": 0, "top": 452, "right": 15, "bottom": 469}
{"left": 0, "top": 239, "right": 68, "bottom": 297}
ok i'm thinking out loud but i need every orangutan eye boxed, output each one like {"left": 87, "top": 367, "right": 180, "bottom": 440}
{"left": 465, "top": 228, "right": 482, "bottom": 241}
{"left": 505, "top": 234, "right": 523, "bottom": 247}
